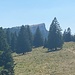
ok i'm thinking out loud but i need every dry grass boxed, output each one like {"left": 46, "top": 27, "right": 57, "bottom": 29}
{"left": 13, "top": 42, "right": 75, "bottom": 75}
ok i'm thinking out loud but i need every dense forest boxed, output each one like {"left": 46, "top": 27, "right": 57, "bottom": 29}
{"left": 0, "top": 17, "right": 75, "bottom": 75}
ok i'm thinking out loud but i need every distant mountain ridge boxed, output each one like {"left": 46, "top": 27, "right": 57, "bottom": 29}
{"left": 30, "top": 23, "right": 48, "bottom": 39}
{"left": 5, "top": 23, "right": 48, "bottom": 39}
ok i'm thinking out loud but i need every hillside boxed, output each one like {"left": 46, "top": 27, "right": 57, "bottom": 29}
{"left": 13, "top": 42, "right": 75, "bottom": 75}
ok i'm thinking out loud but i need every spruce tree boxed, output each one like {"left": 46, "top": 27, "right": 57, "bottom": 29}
{"left": 63, "top": 29, "right": 67, "bottom": 42}
{"left": 48, "top": 17, "right": 63, "bottom": 50}
{"left": 16, "top": 25, "right": 32, "bottom": 54}
{"left": 63, "top": 28, "right": 72, "bottom": 42}
{"left": 11, "top": 32, "right": 17, "bottom": 52}
{"left": 6, "top": 28, "right": 11, "bottom": 46}
{"left": 26, "top": 25, "right": 33, "bottom": 47}
{"left": 66, "top": 28, "right": 72, "bottom": 42}
{"left": 33, "top": 26, "right": 43, "bottom": 47}
{"left": 0, "top": 27, "right": 14, "bottom": 75}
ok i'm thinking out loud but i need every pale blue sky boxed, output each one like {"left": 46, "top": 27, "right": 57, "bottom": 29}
{"left": 0, "top": 0, "right": 75, "bottom": 33}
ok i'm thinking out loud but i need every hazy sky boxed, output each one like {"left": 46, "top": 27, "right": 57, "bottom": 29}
{"left": 0, "top": 0, "right": 75, "bottom": 33}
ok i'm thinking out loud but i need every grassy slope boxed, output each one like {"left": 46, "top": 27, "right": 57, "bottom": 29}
{"left": 13, "top": 42, "right": 75, "bottom": 75}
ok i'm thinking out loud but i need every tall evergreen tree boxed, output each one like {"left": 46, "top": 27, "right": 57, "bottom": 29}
{"left": 16, "top": 25, "right": 32, "bottom": 54}
{"left": 0, "top": 27, "right": 14, "bottom": 75}
{"left": 63, "top": 29, "right": 67, "bottom": 42}
{"left": 11, "top": 32, "right": 17, "bottom": 52}
{"left": 63, "top": 28, "right": 72, "bottom": 42}
{"left": 26, "top": 25, "right": 33, "bottom": 47}
{"left": 66, "top": 27, "right": 72, "bottom": 42}
{"left": 6, "top": 28, "right": 11, "bottom": 46}
{"left": 33, "top": 26, "right": 43, "bottom": 47}
{"left": 48, "top": 17, "right": 63, "bottom": 50}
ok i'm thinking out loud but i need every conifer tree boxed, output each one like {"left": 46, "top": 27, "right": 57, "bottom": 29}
{"left": 11, "top": 32, "right": 17, "bottom": 52}
{"left": 26, "top": 25, "right": 33, "bottom": 47}
{"left": 48, "top": 17, "right": 63, "bottom": 50}
{"left": 16, "top": 25, "right": 32, "bottom": 54}
{"left": 67, "top": 28, "right": 71, "bottom": 41}
{"left": 0, "top": 27, "right": 14, "bottom": 75}
{"left": 33, "top": 26, "right": 43, "bottom": 47}
{"left": 63, "top": 28, "right": 72, "bottom": 42}
{"left": 63, "top": 29, "right": 67, "bottom": 42}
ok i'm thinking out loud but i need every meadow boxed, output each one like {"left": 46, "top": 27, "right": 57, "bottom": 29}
{"left": 13, "top": 42, "right": 75, "bottom": 75}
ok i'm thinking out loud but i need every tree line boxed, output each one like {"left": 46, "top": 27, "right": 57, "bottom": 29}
{"left": 4, "top": 17, "right": 75, "bottom": 52}
{"left": 0, "top": 17, "right": 75, "bottom": 74}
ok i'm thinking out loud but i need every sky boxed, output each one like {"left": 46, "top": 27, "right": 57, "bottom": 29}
{"left": 0, "top": 0, "right": 75, "bottom": 33}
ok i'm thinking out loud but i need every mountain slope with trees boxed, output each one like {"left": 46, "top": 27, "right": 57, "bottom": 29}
{"left": 1, "top": 17, "right": 75, "bottom": 75}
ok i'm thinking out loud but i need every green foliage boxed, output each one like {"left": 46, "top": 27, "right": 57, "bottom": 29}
{"left": 11, "top": 32, "right": 17, "bottom": 52}
{"left": 33, "top": 27, "right": 44, "bottom": 47}
{"left": 48, "top": 17, "right": 63, "bottom": 50}
{"left": 0, "top": 27, "right": 9, "bottom": 51}
{"left": 26, "top": 25, "right": 33, "bottom": 47}
{"left": 16, "top": 25, "right": 32, "bottom": 54}
{"left": 63, "top": 28, "right": 72, "bottom": 42}
{"left": 6, "top": 28, "right": 11, "bottom": 46}
{"left": 0, "top": 51, "right": 14, "bottom": 75}
{"left": 0, "top": 66, "right": 4, "bottom": 75}
{"left": 0, "top": 27, "right": 14, "bottom": 75}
